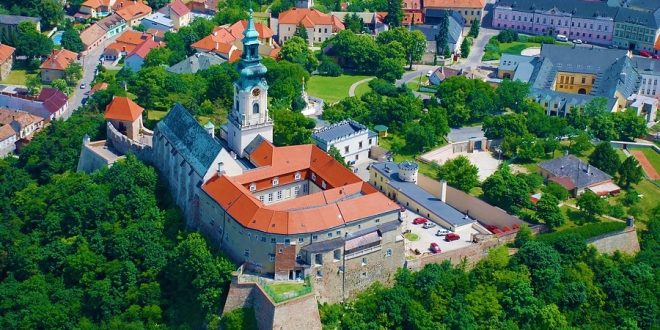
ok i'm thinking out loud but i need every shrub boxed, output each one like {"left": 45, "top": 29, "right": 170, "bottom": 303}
{"left": 526, "top": 35, "right": 556, "bottom": 44}
{"left": 607, "top": 204, "right": 626, "bottom": 219}
{"left": 536, "top": 222, "right": 626, "bottom": 244}
{"left": 543, "top": 182, "right": 569, "bottom": 201}
{"left": 317, "top": 61, "right": 342, "bottom": 76}
{"left": 368, "top": 78, "right": 398, "bottom": 96}
{"left": 621, "top": 189, "right": 640, "bottom": 206}
{"left": 497, "top": 29, "right": 519, "bottom": 43}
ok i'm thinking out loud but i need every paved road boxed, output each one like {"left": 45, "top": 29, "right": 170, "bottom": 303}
{"left": 347, "top": 77, "right": 374, "bottom": 97}
{"left": 456, "top": 27, "right": 498, "bottom": 70}
{"left": 64, "top": 33, "right": 119, "bottom": 119}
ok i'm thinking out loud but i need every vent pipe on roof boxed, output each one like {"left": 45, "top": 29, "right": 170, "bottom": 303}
{"left": 217, "top": 161, "right": 224, "bottom": 176}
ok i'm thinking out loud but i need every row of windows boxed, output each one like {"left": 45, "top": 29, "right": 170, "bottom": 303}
{"left": 249, "top": 172, "right": 303, "bottom": 192}
{"left": 614, "top": 31, "right": 654, "bottom": 42}
{"left": 496, "top": 24, "right": 610, "bottom": 39}
{"left": 497, "top": 14, "right": 609, "bottom": 31}
{"left": 642, "top": 78, "right": 658, "bottom": 86}
{"left": 615, "top": 23, "right": 655, "bottom": 35}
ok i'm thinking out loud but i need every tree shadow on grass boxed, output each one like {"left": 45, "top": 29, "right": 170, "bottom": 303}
{"left": 566, "top": 208, "right": 599, "bottom": 226}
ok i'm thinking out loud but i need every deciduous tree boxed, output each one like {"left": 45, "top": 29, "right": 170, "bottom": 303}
{"left": 588, "top": 142, "right": 621, "bottom": 176}
{"left": 618, "top": 157, "right": 643, "bottom": 188}
{"left": 436, "top": 155, "right": 479, "bottom": 192}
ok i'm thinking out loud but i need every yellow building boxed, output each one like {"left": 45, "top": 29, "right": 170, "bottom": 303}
{"left": 553, "top": 72, "right": 597, "bottom": 95}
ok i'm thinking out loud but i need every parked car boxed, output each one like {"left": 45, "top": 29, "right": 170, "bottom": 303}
{"left": 445, "top": 233, "right": 461, "bottom": 242}
{"left": 651, "top": 54, "right": 660, "bottom": 60}
{"left": 555, "top": 34, "right": 568, "bottom": 42}
{"left": 639, "top": 50, "right": 652, "bottom": 58}
{"left": 80, "top": 83, "right": 86, "bottom": 89}
{"left": 436, "top": 228, "right": 451, "bottom": 236}
{"left": 422, "top": 222, "right": 436, "bottom": 229}
{"left": 430, "top": 243, "right": 441, "bottom": 254}
{"left": 426, "top": 70, "right": 434, "bottom": 77}
{"left": 572, "top": 39, "right": 583, "bottom": 44}
{"left": 413, "top": 217, "right": 428, "bottom": 225}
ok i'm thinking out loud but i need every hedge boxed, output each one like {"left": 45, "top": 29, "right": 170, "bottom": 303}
{"left": 537, "top": 221, "right": 627, "bottom": 244}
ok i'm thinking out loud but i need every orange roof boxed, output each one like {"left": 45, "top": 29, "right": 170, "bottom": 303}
{"left": 202, "top": 143, "right": 398, "bottom": 235}
{"left": 104, "top": 96, "right": 144, "bottom": 121}
{"left": 402, "top": 11, "right": 424, "bottom": 25}
{"left": 424, "top": 0, "right": 485, "bottom": 9}
{"left": 80, "top": 23, "right": 106, "bottom": 47}
{"left": 81, "top": 0, "right": 112, "bottom": 9}
{"left": 278, "top": 8, "right": 345, "bottom": 30}
{"left": 228, "top": 49, "right": 242, "bottom": 62}
{"left": 105, "top": 30, "right": 154, "bottom": 54}
{"left": 655, "top": 36, "right": 660, "bottom": 51}
{"left": 115, "top": 1, "right": 152, "bottom": 21}
{"left": 126, "top": 38, "right": 163, "bottom": 59}
{"left": 0, "top": 44, "right": 15, "bottom": 63}
{"left": 40, "top": 49, "right": 78, "bottom": 71}
{"left": 228, "top": 20, "right": 274, "bottom": 39}
{"left": 90, "top": 82, "right": 108, "bottom": 94}
{"left": 169, "top": 0, "right": 190, "bottom": 16}
{"left": 191, "top": 34, "right": 234, "bottom": 54}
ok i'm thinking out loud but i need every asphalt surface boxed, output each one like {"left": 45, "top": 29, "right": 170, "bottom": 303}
{"left": 64, "top": 33, "right": 119, "bottom": 119}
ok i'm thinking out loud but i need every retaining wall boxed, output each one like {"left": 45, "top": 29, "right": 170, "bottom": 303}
{"left": 588, "top": 226, "right": 640, "bottom": 255}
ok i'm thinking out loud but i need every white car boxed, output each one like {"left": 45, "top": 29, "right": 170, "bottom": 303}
{"left": 435, "top": 229, "right": 451, "bottom": 236}
{"left": 426, "top": 70, "right": 434, "bottom": 77}
{"left": 422, "top": 222, "right": 436, "bottom": 229}
{"left": 572, "top": 39, "right": 583, "bottom": 44}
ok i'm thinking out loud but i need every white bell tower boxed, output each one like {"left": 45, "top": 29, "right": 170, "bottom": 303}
{"left": 227, "top": 9, "right": 274, "bottom": 157}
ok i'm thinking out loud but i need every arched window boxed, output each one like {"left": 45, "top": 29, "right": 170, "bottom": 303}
{"left": 253, "top": 103, "right": 259, "bottom": 114}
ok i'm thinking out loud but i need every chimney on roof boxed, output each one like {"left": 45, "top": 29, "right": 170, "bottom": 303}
{"left": 215, "top": 41, "right": 219, "bottom": 50}
{"left": 217, "top": 161, "right": 224, "bottom": 175}
{"left": 620, "top": 72, "right": 627, "bottom": 82}
{"left": 83, "top": 134, "right": 90, "bottom": 145}
{"left": 440, "top": 180, "right": 447, "bottom": 203}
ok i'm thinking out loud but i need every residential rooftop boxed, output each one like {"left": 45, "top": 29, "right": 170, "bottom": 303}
{"left": 312, "top": 119, "right": 370, "bottom": 143}
{"left": 538, "top": 155, "right": 612, "bottom": 190}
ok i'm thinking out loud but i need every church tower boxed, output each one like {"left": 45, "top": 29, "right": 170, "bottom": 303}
{"left": 227, "top": 9, "right": 273, "bottom": 157}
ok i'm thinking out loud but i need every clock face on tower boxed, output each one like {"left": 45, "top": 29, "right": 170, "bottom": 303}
{"left": 252, "top": 88, "right": 260, "bottom": 97}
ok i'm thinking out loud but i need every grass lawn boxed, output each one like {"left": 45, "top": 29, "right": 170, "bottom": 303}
{"left": 267, "top": 282, "right": 306, "bottom": 295}
{"left": 483, "top": 40, "right": 540, "bottom": 61}
{"left": 615, "top": 149, "right": 628, "bottom": 162}
{"left": 307, "top": 74, "right": 373, "bottom": 104}
{"left": 378, "top": 134, "right": 441, "bottom": 178}
{"left": 404, "top": 233, "right": 420, "bottom": 241}
{"left": 636, "top": 148, "right": 660, "bottom": 174}
{"left": 147, "top": 110, "right": 167, "bottom": 121}
{"left": 0, "top": 69, "right": 29, "bottom": 85}
{"left": 353, "top": 79, "right": 372, "bottom": 98}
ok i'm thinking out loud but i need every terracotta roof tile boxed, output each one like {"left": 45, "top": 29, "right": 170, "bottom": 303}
{"left": 278, "top": 8, "right": 345, "bottom": 30}
{"left": 424, "top": 0, "right": 485, "bottom": 9}
{"left": 40, "top": 49, "right": 78, "bottom": 71}
{"left": 169, "top": 0, "right": 190, "bottom": 16}
{"left": 115, "top": 1, "right": 152, "bottom": 21}
{"left": 202, "top": 143, "right": 398, "bottom": 235}
{"left": 37, "top": 88, "right": 68, "bottom": 114}
{"left": 126, "top": 38, "right": 162, "bottom": 59}
{"left": 104, "top": 96, "right": 144, "bottom": 121}
{"left": 655, "top": 35, "right": 660, "bottom": 51}
{"left": 0, "top": 44, "right": 15, "bottom": 63}
{"left": 0, "top": 124, "right": 15, "bottom": 140}
{"left": 80, "top": 24, "right": 107, "bottom": 47}
{"left": 90, "top": 82, "right": 108, "bottom": 94}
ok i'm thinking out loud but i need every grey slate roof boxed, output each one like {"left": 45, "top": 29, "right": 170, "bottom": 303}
{"left": 156, "top": 103, "right": 222, "bottom": 176}
{"left": 302, "top": 237, "right": 344, "bottom": 253}
{"left": 631, "top": 56, "right": 660, "bottom": 76}
{"left": 167, "top": 52, "right": 226, "bottom": 74}
{"left": 538, "top": 155, "right": 612, "bottom": 189}
{"left": 495, "top": 0, "right": 619, "bottom": 19}
{"left": 0, "top": 14, "right": 40, "bottom": 26}
{"left": 344, "top": 220, "right": 399, "bottom": 240}
{"left": 411, "top": 12, "right": 463, "bottom": 45}
{"left": 499, "top": 54, "right": 536, "bottom": 72}
{"left": 526, "top": 44, "right": 642, "bottom": 111}
{"left": 312, "top": 119, "right": 369, "bottom": 143}
{"left": 615, "top": 7, "right": 660, "bottom": 28}
{"left": 243, "top": 134, "right": 267, "bottom": 156}
{"left": 371, "top": 162, "right": 473, "bottom": 227}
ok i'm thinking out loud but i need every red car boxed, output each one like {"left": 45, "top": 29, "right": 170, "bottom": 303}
{"left": 412, "top": 217, "right": 428, "bottom": 225}
{"left": 639, "top": 50, "right": 652, "bottom": 58}
{"left": 430, "top": 243, "right": 441, "bottom": 254}
{"left": 445, "top": 233, "right": 460, "bottom": 242}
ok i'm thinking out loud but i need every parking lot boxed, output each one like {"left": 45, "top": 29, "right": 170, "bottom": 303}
{"left": 400, "top": 208, "right": 478, "bottom": 256}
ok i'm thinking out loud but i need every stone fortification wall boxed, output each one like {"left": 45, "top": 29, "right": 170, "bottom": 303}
{"left": 222, "top": 270, "right": 322, "bottom": 330}
{"left": 588, "top": 226, "right": 640, "bottom": 255}
{"left": 106, "top": 122, "right": 152, "bottom": 161}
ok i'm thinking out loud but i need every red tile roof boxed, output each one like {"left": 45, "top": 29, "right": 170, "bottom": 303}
{"left": 81, "top": 0, "right": 112, "bottom": 9}
{"left": 90, "top": 82, "right": 108, "bottom": 94}
{"left": 115, "top": 1, "right": 152, "bottom": 21}
{"left": 104, "top": 96, "right": 144, "bottom": 121}
{"left": 169, "top": 0, "right": 190, "bottom": 16}
{"left": 278, "top": 8, "right": 345, "bottom": 30}
{"left": 40, "top": 49, "right": 78, "bottom": 71}
{"left": 126, "top": 38, "right": 162, "bottom": 59}
{"left": 37, "top": 88, "right": 68, "bottom": 114}
{"left": 0, "top": 44, "right": 15, "bottom": 63}
{"left": 202, "top": 142, "right": 398, "bottom": 235}
{"left": 228, "top": 19, "right": 274, "bottom": 39}
{"left": 424, "top": 0, "right": 485, "bottom": 9}
{"left": 104, "top": 30, "right": 154, "bottom": 55}
{"left": 655, "top": 35, "right": 660, "bottom": 51}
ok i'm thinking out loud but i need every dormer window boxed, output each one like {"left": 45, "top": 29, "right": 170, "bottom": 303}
{"left": 272, "top": 177, "right": 279, "bottom": 187}
{"left": 311, "top": 173, "right": 316, "bottom": 181}
{"left": 321, "top": 181, "right": 326, "bottom": 189}
{"left": 249, "top": 183, "right": 256, "bottom": 192}
{"left": 294, "top": 171, "right": 301, "bottom": 181}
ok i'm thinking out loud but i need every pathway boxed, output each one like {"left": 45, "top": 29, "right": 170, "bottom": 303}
{"left": 455, "top": 27, "right": 499, "bottom": 70}
{"left": 347, "top": 77, "right": 374, "bottom": 97}
{"left": 631, "top": 150, "right": 660, "bottom": 180}
{"left": 561, "top": 203, "right": 625, "bottom": 223}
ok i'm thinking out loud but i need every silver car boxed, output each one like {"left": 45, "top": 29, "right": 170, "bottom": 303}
{"left": 422, "top": 222, "right": 436, "bottom": 229}
{"left": 435, "top": 228, "right": 450, "bottom": 236}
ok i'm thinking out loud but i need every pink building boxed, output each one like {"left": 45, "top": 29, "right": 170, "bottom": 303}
{"left": 492, "top": 0, "right": 617, "bottom": 45}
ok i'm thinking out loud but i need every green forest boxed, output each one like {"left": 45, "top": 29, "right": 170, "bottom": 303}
{"left": 320, "top": 223, "right": 659, "bottom": 329}
{"left": 0, "top": 113, "right": 236, "bottom": 329}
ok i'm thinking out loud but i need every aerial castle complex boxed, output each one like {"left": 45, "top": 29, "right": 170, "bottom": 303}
{"left": 78, "top": 11, "right": 405, "bottom": 303}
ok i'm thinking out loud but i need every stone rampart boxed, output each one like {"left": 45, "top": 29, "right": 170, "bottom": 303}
{"left": 588, "top": 226, "right": 640, "bottom": 255}
{"left": 106, "top": 122, "right": 152, "bottom": 161}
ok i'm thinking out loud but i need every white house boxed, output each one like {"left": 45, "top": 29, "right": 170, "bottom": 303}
{"left": 311, "top": 119, "right": 378, "bottom": 165}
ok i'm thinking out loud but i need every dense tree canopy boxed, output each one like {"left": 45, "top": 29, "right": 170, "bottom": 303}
{"left": 436, "top": 155, "right": 479, "bottom": 192}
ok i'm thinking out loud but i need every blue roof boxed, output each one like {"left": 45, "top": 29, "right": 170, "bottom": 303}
{"left": 312, "top": 119, "right": 369, "bottom": 143}
{"left": 371, "top": 162, "right": 473, "bottom": 227}
{"left": 156, "top": 103, "right": 222, "bottom": 176}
